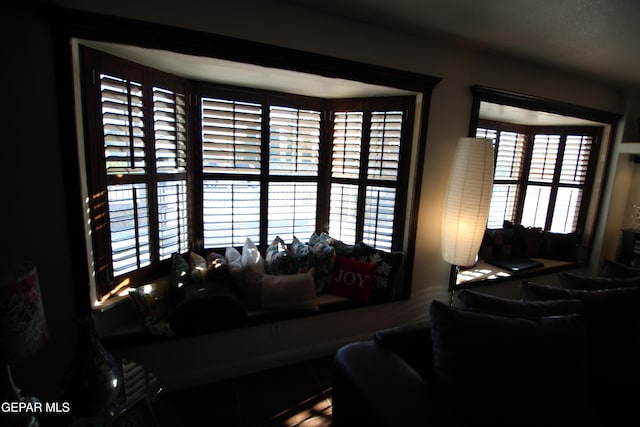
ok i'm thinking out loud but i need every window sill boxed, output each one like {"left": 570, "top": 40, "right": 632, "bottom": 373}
{"left": 456, "top": 258, "right": 582, "bottom": 289}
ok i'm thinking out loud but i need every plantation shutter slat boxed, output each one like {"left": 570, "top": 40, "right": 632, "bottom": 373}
{"left": 100, "top": 74, "right": 146, "bottom": 174}
{"left": 201, "top": 98, "right": 262, "bottom": 174}
{"left": 202, "top": 180, "right": 261, "bottom": 247}
{"left": 529, "top": 135, "right": 560, "bottom": 182}
{"left": 329, "top": 183, "right": 359, "bottom": 244}
{"left": 267, "top": 183, "right": 318, "bottom": 242}
{"left": 363, "top": 186, "right": 396, "bottom": 251}
{"left": 332, "top": 112, "right": 363, "bottom": 179}
{"left": 368, "top": 111, "right": 403, "bottom": 181}
{"left": 107, "top": 183, "right": 151, "bottom": 276}
{"left": 269, "top": 106, "right": 321, "bottom": 175}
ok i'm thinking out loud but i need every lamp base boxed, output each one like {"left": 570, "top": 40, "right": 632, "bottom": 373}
{"left": 448, "top": 264, "right": 459, "bottom": 306}
{"left": 1, "top": 365, "right": 40, "bottom": 427}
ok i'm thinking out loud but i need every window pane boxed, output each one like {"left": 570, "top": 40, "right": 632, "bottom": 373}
{"left": 203, "top": 180, "right": 260, "bottom": 247}
{"left": 329, "top": 183, "right": 359, "bottom": 244}
{"left": 100, "top": 74, "right": 146, "bottom": 174}
{"left": 368, "top": 111, "right": 403, "bottom": 181}
{"left": 521, "top": 185, "right": 551, "bottom": 228}
{"left": 201, "top": 98, "right": 262, "bottom": 174}
{"left": 107, "top": 183, "right": 150, "bottom": 276}
{"left": 154, "top": 87, "right": 187, "bottom": 174}
{"left": 269, "top": 106, "right": 320, "bottom": 175}
{"left": 560, "top": 135, "right": 593, "bottom": 185}
{"left": 476, "top": 128, "right": 497, "bottom": 141}
{"left": 487, "top": 184, "right": 519, "bottom": 228}
{"left": 529, "top": 134, "right": 560, "bottom": 182}
{"left": 551, "top": 187, "right": 583, "bottom": 233}
{"left": 157, "top": 180, "right": 189, "bottom": 260}
{"left": 332, "top": 112, "right": 363, "bottom": 179}
{"left": 268, "top": 183, "right": 317, "bottom": 242}
{"left": 363, "top": 186, "right": 396, "bottom": 251}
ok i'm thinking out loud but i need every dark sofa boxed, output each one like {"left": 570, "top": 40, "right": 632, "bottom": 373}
{"left": 332, "top": 260, "right": 640, "bottom": 427}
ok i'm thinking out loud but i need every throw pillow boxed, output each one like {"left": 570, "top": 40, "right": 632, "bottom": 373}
{"left": 327, "top": 256, "right": 376, "bottom": 304}
{"left": 241, "top": 237, "right": 265, "bottom": 275}
{"left": 260, "top": 272, "right": 319, "bottom": 312}
{"left": 225, "top": 246, "right": 244, "bottom": 293}
{"left": 265, "top": 236, "right": 295, "bottom": 275}
{"left": 600, "top": 259, "right": 640, "bottom": 278}
{"left": 309, "top": 232, "right": 336, "bottom": 294}
{"left": 190, "top": 252, "right": 208, "bottom": 283}
{"left": 290, "top": 236, "right": 313, "bottom": 273}
{"left": 429, "top": 300, "right": 589, "bottom": 426}
{"left": 458, "top": 289, "right": 583, "bottom": 317}
{"left": 170, "top": 252, "right": 190, "bottom": 295}
{"left": 558, "top": 271, "right": 640, "bottom": 290}
{"left": 541, "top": 231, "right": 579, "bottom": 262}
{"left": 205, "top": 251, "right": 232, "bottom": 282}
{"left": 128, "top": 277, "right": 172, "bottom": 336}
{"left": 511, "top": 225, "right": 543, "bottom": 258}
{"left": 356, "top": 242, "right": 404, "bottom": 302}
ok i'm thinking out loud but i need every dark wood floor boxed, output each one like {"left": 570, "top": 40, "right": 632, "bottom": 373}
{"left": 157, "top": 355, "right": 334, "bottom": 427}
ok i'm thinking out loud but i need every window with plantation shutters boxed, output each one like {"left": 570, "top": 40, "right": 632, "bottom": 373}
{"left": 81, "top": 47, "right": 416, "bottom": 301}
{"left": 84, "top": 48, "right": 190, "bottom": 297}
{"left": 477, "top": 120, "right": 601, "bottom": 235}
{"left": 329, "top": 105, "right": 407, "bottom": 252}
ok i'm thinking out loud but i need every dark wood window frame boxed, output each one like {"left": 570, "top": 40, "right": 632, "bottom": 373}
{"left": 477, "top": 119, "right": 604, "bottom": 235}
{"left": 464, "top": 86, "right": 622, "bottom": 286}
{"left": 49, "top": 7, "right": 441, "bottom": 317}
{"left": 81, "top": 47, "right": 418, "bottom": 299}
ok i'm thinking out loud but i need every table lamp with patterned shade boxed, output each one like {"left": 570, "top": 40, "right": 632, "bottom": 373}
{"left": 0, "top": 262, "right": 48, "bottom": 426}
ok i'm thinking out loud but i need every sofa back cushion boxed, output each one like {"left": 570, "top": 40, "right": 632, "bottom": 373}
{"left": 458, "top": 289, "right": 583, "bottom": 317}
{"left": 429, "top": 300, "right": 589, "bottom": 426}
{"left": 521, "top": 281, "right": 640, "bottom": 421}
{"left": 558, "top": 271, "right": 640, "bottom": 290}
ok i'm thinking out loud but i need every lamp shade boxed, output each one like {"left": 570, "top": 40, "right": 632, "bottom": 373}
{"left": 0, "top": 263, "right": 48, "bottom": 364}
{"left": 442, "top": 137, "right": 494, "bottom": 267}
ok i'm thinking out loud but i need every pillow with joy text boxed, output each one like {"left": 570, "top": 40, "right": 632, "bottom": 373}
{"left": 327, "top": 256, "right": 376, "bottom": 304}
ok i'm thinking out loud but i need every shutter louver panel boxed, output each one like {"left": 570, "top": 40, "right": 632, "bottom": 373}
{"left": 202, "top": 180, "right": 261, "bottom": 248}
{"left": 368, "top": 111, "right": 403, "bottom": 181}
{"left": 529, "top": 135, "right": 560, "bottom": 182}
{"left": 107, "top": 183, "right": 150, "bottom": 276}
{"left": 329, "top": 183, "right": 359, "bottom": 244}
{"left": 521, "top": 185, "right": 551, "bottom": 229}
{"left": 494, "top": 131, "right": 526, "bottom": 180}
{"left": 100, "top": 74, "right": 146, "bottom": 175}
{"left": 157, "top": 180, "right": 188, "bottom": 260}
{"left": 487, "top": 184, "right": 519, "bottom": 229}
{"left": 363, "top": 186, "right": 396, "bottom": 251}
{"left": 201, "top": 98, "right": 262, "bottom": 174}
{"left": 269, "top": 106, "right": 321, "bottom": 175}
{"left": 267, "top": 183, "right": 318, "bottom": 242}
{"left": 154, "top": 87, "right": 187, "bottom": 174}
{"left": 551, "top": 187, "right": 583, "bottom": 233}
{"left": 332, "top": 112, "right": 363, "bottom": 179}
{"left": 560, "top": 135, "right": 592, "bottom": 185}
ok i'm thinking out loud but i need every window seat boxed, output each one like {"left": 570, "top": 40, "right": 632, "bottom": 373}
{"left": 456, "top": 258, "right": 583, "bottom": 288}
{"left": 94, "top": 291, "right": 394, "bottom": 349}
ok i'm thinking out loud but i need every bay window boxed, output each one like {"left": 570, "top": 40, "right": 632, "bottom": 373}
{"left": 81, "top": 47, "right": 416, "bottom": 301}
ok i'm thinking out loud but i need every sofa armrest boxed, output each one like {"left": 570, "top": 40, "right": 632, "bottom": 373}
{"left": 332, "top": 341, "right": 439, "bottom": 427}
{"left": 374, "top": 321, "right": 433, "bottom": 380}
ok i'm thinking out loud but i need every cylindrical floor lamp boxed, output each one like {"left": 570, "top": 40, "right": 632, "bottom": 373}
{"left": 442, "top": 137, "right": 494, "bottom": 302}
